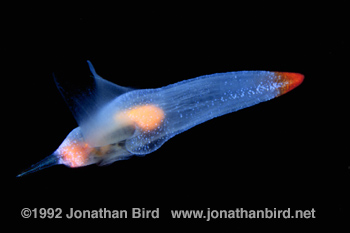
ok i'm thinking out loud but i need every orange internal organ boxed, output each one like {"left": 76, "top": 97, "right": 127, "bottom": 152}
{"left": 273, "top": 72, "right": 304, "bottom": 96}
{"left": 125, "top": 105, "right": 165, "bottom": 131}
{"left": 60, "top": 142, "right": 93, "bottom": 167}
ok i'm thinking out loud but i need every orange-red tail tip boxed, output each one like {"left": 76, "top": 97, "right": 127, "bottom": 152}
{"left": 274, "top": 72, "right": 304, "bottom": 96}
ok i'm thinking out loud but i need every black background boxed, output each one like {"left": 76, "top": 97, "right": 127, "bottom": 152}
{"left": 5, "top": 3, "right": 349, "bottom": 230}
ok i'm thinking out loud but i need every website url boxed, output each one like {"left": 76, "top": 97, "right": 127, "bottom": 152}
{"left": 171, "top": 208, "right": 316, "bottom": 221}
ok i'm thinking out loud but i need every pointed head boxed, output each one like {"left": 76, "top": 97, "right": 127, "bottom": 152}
{"left": 17, "top": 128, "right": 95, "bottom": 177}
{"left": 56, "top": 128, "right": 94, "bottom": 167}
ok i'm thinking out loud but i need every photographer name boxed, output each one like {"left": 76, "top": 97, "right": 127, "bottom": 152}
{"left": 66, "top": 208, "right": 159, "bottom": 219}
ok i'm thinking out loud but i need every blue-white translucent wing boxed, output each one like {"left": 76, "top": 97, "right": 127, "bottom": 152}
{"left": 54, "top": 61, "right": 134, "bottom": 143}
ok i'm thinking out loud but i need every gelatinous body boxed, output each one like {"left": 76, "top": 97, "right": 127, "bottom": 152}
{"left": 17, "top": 61, "right": 304, "bottom": 177}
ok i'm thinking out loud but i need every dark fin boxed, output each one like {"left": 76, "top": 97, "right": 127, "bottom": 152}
{"left": 17, "top": 154, "right": 59, "bottom": 177}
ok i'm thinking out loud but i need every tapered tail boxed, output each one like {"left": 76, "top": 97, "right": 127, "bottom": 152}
{"left": 17, "top": 154, "right": 59, "bottom": 177}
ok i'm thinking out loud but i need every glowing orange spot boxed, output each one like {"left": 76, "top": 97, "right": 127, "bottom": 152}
{"left": 60, "top": 142, "right": 92, "bottom": 167}
{"left": 125, "top": 105, "right": 165, "bottom": 131}
{"left": 274, "top": 72, "right": 304, "bottom": 96}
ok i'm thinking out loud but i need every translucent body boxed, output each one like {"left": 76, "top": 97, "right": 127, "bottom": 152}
{"left": 105, "top": 71, "right": 283, "bottom": 155}
{"left": 17, "top": 61, "right": 304, "bottom": 176}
